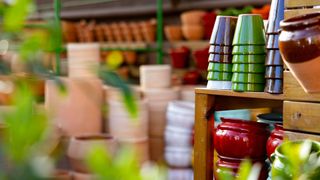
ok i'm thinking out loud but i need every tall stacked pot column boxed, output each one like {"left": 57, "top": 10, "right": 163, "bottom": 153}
{"left": 232, "top": 14, "right": 266, "bottom": 92}
{"left": 265, "top": 0, "right": 284, "bottom": 94}
{"left": 207, "top": 16, "right": 237, "bottom": 90}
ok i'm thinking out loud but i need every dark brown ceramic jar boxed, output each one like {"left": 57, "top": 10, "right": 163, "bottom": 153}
{"left": 279, "top": 13, "right": 320, "bottom": 93}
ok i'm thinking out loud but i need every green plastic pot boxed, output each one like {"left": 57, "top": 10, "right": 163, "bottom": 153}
{"left": 232, "top": 63, "right": 265, "bottom": 73}
{"left": 232, "top": 45, "right": 266, "bottom": 55}
{"left": 232, "top": 82, "right": 265, "bottom": 92}
{"left": 207, "top": 71, "right": 233, "bottom": 81}
{"left": 232, "top": 54, "right": 266, "bottom": 64}
{"left": 232, "top": 14, "right": 266, "bottom": 45}
{"left": 232, "top": 73, "right": 265, "bottom": 83}
{"left": 208, "top": 62, "right": 233, "bottom": 72}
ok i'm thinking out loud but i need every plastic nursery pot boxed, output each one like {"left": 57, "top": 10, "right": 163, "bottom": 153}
{"left": 232, "top": 45, "right": 266, "bottom": 55}
{"left": 207, "top": 71, "right": 233, "bottom": 81}
{"left": 210, "top": 16, "right": 238, "bottom": 45}
{"left": 232, "top": 14, "right": 266, "bottom": 45}
{"left": 266, "top": 0, "right": 284, "bottom": 34}
{"left": 207, "top": 62, "right": 233, "bottom": 72}
{"left": 232, "top": 63, "right": 265, "bottom": 73}
{"left": 232, "top": 73, "right": 265, "bottom": 83}
{"left": 265, "top": 78, "right": 283, "bottom": 94}
{"left": 266, "top": 49, "right": 283, "bottom": 65}
{"left": 279, "top": 13, "right": 320, "bottom": 93}
{"left": 208, "top": 53, "right": 232, "bottom": 63}
{"left": 266, "top": 34, "right": 279, "bottom": 49}
{"left": 265, "top": 65, "right": 283, "bottom": 78}
{"left": 214, "top": 118, "right": 270, "bottom": 159}
{"left": 232, "top": 54, "right": 266, "bottom": 64}
{"left": 232, "top": 82, "right": 265, "bottom": 92}
{"left": 209, "top": 45, "right": 233, "bottom": 54}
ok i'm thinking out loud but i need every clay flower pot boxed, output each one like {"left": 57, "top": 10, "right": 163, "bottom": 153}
{"left": 180, "top": 10, "right": 206, "bottom": 25}
{"left": 266, "top": 124, "right": 283, "bottom": 160}
{"left": 165, "top": 25, "right": 183, "bottom": 42}
{"left": 182, "top": 25, "right": 204, "bottom": 41}
{"left": 62, "top": 21, "right": 78, "bottom": 43}
{"left": 67, "top": 134, "right": 117, "bottom": 173}
{"left": 214, "top": 118, "right": 270, "bottom": 159}
{"left": 123, "top": 51, "right": 137, "bottom": 65}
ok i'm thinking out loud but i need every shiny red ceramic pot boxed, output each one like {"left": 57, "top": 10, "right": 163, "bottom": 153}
{"left": 214, "top": 118, "right": 270, "bottom": 159}
{"left": 266, "top": 124, "right": 284, "bottom": 159}
{"left": 216, "top": 156, "right": 268, "bottom": 180}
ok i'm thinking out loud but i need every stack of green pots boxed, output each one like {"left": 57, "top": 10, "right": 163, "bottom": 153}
{"left": 207, "top": 16, "right": 238, "bottom": 90}
{"left": 231, "top": 14, "right": 266, "bottom": 92}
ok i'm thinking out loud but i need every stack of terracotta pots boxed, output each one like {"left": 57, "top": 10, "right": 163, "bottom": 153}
{"left": 214, "top": 118, "right": 270, "bottom": 179}
{"left": 207, "top": 16, "right": 237, "bottom": 90}
{"left": 105, "top": 85, "right": 149, "bottom": 165}
{"left": 231, "top": 14, "right": 266, "bottom": 92}
{"left": 142, "top": 88, "right": 180, "bottom": 162}
{"left": 265, "top": 0, "right": 284, "bottom": 94}
{"left": 67, "top": 43, "right": 100, "bottom": 78}
{"left": 165, "top": 101, "right": 195, "bottom": 179}
{"left": 181, "top": 10, "right": 205, "bottom": 41}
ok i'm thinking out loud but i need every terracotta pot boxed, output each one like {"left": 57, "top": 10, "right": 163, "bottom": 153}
{"left": 140, "top": 20, "right": 156, "bottom": 42}
{"left": 279, "top": 13, "right": 320, "bottom": 93}
{"left": 266, "top": 124, "right": 283, "bottom": 160}
{"left": 67, "top": 134, "right": 117, "bottom": 173}
{"left": 130, "top": 22, "right": 144, "bottom": 42}
{"left": 182, "top": 25, "right": 204, "bottom": 41}
{"left": 102, "top": 24, "right": 115, "bottom": 42}
{"left": 118, "top": 138, "right": 149, "bottom": 165}
{"left": 123, "top": 51, "right": 137, "bottom": 65}
{"left": 180, "top": 10, "right": 206, "bottom": 25}
{"left": 110, "top": 23, "right": 124, "bottom": 42}
{"left": 149, "top": 137, "right": 165, "bottom": 163}
{"left": 214, "top": 118, "right": 270, "bottom": 159}
{"left": 62, "top": 21, "right": 77, "bottom": 43}
{"left": 165, "top": 25, "right": 183, "bottom": 41}
{"left": 72, "top": 172, "right": 96, "bottom": 180}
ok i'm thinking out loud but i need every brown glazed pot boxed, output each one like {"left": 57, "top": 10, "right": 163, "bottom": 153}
{"left": 67, "top": 134, "right": 117, "bottom": 173}
{"left": 279, "top": 13, "right": 320, "bottom": 93}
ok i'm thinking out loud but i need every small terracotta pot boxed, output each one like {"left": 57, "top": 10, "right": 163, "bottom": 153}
{"left": 214, "top": 118, "right": 270, "bottom": 159}
{"left": 181, "top": 10, "right": 206, "bottom": 25}
{"left": 266, "top": 124, "right": 283, "bottom": 160}
{"left": 62, "top": 21, "right": 77, "bottom": 43}
{"left": 182, "top": 25, "right": 204, "bottom": 41}
{"left": 67, "top": 134, "right": 117, "bottom": 173}
{"left": 165, "top": 25, "right": 183, "bottom": 42}
{"left": 123, "top": 51, "right": 137, "bottom": 65}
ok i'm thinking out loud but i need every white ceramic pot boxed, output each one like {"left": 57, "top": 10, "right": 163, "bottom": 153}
{"left": 108, "top": 99, "right": 148, "bottom": 139}
{"left": 165, "top": 126, "right": 192, "bottom": 148}
{"left": 118, "top": 137, "right": 149, "bottom": 165}
{"left": 45, "top": 78, "right": 103, "bottom": 137}
{"left": 140, "top": 65, "right": 171, "bottom": 89}
{"left": 166, "top": 101, "right": 195, "bottom": 129}
{"left": 67, "top": 134, "right": 117, "bottom": 173}
{"left": 168, "top": 168, "right": 194, "bottom": 180}
{"left": 142, "top": 87, "right": 180, "bottom": 101}
{"left": 207, "top": 80, "right": 232, "bottom": 90}
{"left": 104, "top": 85, "right": 142, "bottom": 101}
{"left": 165, "top": 146, "right": 192, "bottom": 167}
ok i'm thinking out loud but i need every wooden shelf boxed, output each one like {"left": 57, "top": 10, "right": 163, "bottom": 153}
{"left": 196, "top": 88, "right": 284, "bottom": 100}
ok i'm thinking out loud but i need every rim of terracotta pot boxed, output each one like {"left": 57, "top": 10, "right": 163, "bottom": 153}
{"left": 280, "top": 12, "right": 320, "bottom": 31}
{"left": 74, "top": 134, "right": 114, "bottom": 141}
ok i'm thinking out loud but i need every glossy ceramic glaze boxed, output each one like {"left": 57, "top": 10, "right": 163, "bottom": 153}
{"left": 279, "top": 13, "right": 320, "bottom": 93}
{"left": 214, "top": 118, "right": 270, "bottom": 159}
{"left": 169, "top": 48, "right": 189, "bottom": 68}
{"left": 232, "top": 54, "right": 266, "bottom": 64}
{"left": 232, "top": 73, "right": 265, "bottom": 83}
{"left": 207, "top": 71, "right": 233, "bottom": 81}
{"left": 208, "top": 53, "right": 232, "bottom": 63}
{"left": 209, "top": 45, "right": 233, "bottom": 54}
{"left": 232, "top": 83, "right": 265, "bottom": 92}
{"left": 232, "top": 45, "right": 266, "bottom": 55}
{"left": 232, "top": 14, "right": 266, "bottom": 45}
{"left": 232, "top": 63, "right": 265, "bottom": 73}
{"left": 266, "top": 34, "right": 279, "bottom": 49}
{"left": 266, "top": 0, "right": 284, "bottom": 34}
{"left": 265, "top": 78, "right": 283, "bottom": 94}
{"left": 207, "top": 80, "right": 232, "bottom": 90}
{"left": 266, "top": 124, "right": 283, "bottom": 159}
{"left": 208, "top": 62, "right": 233, "bottom": 72}
{"left": 265, "top": 66, "right": 283, "bottom": 78}
{"left": 193, "top": 47, "right": 209, "bottom": 70}
{"left": 210, "top": 16, "right": 238, "bottom": 45}
{"left": 265, "top": 49, "right": 283, "bottom": 65}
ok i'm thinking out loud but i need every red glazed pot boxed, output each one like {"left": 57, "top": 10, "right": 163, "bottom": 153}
{"left": 170, "top": 47, "right": 190, "bottom": 69}
{"left": 266, "top": 124, "right": 284, "bottom": 159}
{"left": 216, "top": 156, "right": 268, "bottom": 180}
{"left": 193, "top": 47, "right": 210, "bottom": 70}
{"left": 214, "top": 118, "right": 270, "bottom": 159}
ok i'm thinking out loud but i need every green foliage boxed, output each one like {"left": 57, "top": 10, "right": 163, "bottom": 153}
{"left": 217, "top": 160, "right": 262, "bottom": 180}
